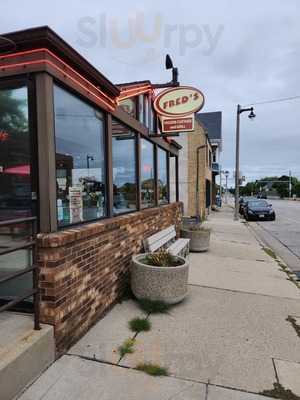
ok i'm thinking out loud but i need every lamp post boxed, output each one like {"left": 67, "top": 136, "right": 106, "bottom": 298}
{"left": 234, "top": 104, "right": 256, "bottom": 221}
{"left": 224, "top": 170, "right": 229, "bottom": 203}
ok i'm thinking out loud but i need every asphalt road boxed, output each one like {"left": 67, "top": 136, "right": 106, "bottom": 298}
{"left": 249, "top": 199, "right": 300, "bottom": 273}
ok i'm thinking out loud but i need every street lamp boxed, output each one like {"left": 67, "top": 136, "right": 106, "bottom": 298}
{"left": 234, "top": 104, "right": 256, "bottom": 221}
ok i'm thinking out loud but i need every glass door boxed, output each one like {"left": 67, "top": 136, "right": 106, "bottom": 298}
{"left": 0, "top": 82, "right": 35, "bottom": 311}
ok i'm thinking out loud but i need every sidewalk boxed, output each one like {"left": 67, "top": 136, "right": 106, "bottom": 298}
{"left": 19, "top": 206, "right": 300, "bottom": 400}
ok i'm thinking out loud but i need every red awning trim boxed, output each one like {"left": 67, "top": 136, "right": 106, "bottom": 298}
{"left": 0, "top": 48, "right": 117, "bottom": 112}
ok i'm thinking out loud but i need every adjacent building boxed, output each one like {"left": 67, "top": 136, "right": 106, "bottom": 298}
{"left": 172, "top": 118, "right": 212, "bottom": 219}
{"left": 196, "top": 112, "right": 222, "bottom": 206}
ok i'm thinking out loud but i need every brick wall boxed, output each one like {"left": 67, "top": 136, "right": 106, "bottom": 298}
{"left": 37, "top": 202, "right": 182, "bottom": 355}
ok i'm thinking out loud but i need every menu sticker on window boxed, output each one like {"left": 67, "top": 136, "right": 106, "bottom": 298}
{"left": 69, "top": 186, "right": 83, "bottom": 224}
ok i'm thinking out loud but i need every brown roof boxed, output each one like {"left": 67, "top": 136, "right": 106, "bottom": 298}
{"left": 0, "top": 26, "right": 120, "bottom": 97}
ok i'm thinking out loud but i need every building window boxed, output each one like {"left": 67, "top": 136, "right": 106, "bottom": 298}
{"left": 157, "top": 147, "right": 168, "bottom": 204}
{"left": 119, "top": 98, "right": 137, "bottom": 118}
{"left": 141, "top": 138, "right": 155, "bottom": 208}
{"left": 169, "top": 155, "right": 177, "bottom": 202}
{"left": 54, "top": 85, "right": 106, "bottom": 227}
{"left": 112, "top": 118, "right": 137, "bottom": 214}
{"left": 144, "top": 95, "right": 149, "bottom": 128}
{"left": 0, "top": 85, "right": 33, "bottom": 220}
{"left": 138, "top": 95, "right": 144, "bottom": 124}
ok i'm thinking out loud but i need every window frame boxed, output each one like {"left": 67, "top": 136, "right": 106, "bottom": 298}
{"left": 111, "top": 117, "right": 139, "bottom": 216}
{"left": 0, "top": 76, "right": 39, "bottom": 224}
{"left": 53, "top": 82, "right": 108, "bottom": 228}
{"left": 156, "top": 146, "right": 170, "bottom": 205}
{"left": 140, "top": 137, "right": 156, "bottom": 209}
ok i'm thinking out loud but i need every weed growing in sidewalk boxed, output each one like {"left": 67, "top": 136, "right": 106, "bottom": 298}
{"left": 138, "top": 298, "right": 173, "bottom": 314}
{"left": 262, "top": 247, "right": 277, "bottom": 260}
{"left": 136, "top": 363, "right": 168, "bottom": 376}
{"left": 118, "top": 338, "right": 135, "bottom": 358}
{"left": 260, "top": 382, "right": 300, "bottom": 400}
{"left": 287, "top": 316, "right": 300, "bottom": 338}
{"left": 129, "top": 317, "right": 151, "bottom": 333}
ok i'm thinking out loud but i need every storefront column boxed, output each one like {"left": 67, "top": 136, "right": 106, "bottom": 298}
{"left": 175, "top": 155, "right": 179, "bottom": 202}
{"left": 106, "top": 113, "right": 113, "bottom": 217}
{"left": 35, "top": 73, "right": 57, "bottom": 233}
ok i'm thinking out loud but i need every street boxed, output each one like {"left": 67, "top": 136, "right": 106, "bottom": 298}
{"left": 248, "top": 199, "right": 300, "bottom": 274}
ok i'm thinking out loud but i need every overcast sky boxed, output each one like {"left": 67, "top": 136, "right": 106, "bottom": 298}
{"left": 1, "top": 0, "right": 300, "bottom": 187}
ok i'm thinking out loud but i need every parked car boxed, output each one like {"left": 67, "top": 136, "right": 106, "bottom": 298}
{"left": 244, "top": 199, "right": 276, "bottom": 221}
{"left": 257, "top": 192, "right": 268, "bottom": 199}
{"left": 239, "top": 196, "right": 254, "bottom": 215}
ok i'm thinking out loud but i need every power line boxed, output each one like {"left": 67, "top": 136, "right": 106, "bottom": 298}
{"left": 244, "top": 95, "right": 300, "bottom": 107}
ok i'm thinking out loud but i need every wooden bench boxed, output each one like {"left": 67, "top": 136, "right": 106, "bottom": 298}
{"left": 143, "top": 225, "right": 190, "bottom": 258}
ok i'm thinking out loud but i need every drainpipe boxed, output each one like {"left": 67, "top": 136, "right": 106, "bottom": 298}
{"left": 196, "top": 144, "right": 207, "bottom": 223}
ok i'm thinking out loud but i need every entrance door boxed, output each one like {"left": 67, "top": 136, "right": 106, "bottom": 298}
{"left": 0, "top": 82, "right": 36, "bottom": 310}
{"left": 206, "top": 179, "right": 211, "bottom": 208}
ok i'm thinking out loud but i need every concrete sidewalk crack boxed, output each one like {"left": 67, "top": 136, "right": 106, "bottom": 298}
{"left": 188, "top": 282, "right": 299, "bottom": 301}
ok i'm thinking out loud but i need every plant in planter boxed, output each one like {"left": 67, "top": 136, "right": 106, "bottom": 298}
{"left": 131, "top": 249, "right": 189, "bottom": 305}
{"left": 180, "top": 224, "right": 211, "bottom": 252}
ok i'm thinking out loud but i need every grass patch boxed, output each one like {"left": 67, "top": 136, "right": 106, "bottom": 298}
{"left": 287, "top": 316, "right": 300, "bottom": 338}
{"left": 118, "top": 338, "right": 135, "bottom": 358}
{"left": 129, "top": 317, "right": 151, "bottom": 333}
{"left": 260, "top": 382, "right": 300, "bottom": 400}
{"left": 138, "top": 298, "right": 173, "bottom": 314}
{"left": 262, "top": 247, "right": 277, "bottom": 260}
{"left": 136, "top": 363, "right": 168, "bottom": 376}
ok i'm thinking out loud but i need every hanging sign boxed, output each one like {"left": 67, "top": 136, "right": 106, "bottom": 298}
{"left": 153, "top": 86, "right": 204, "bottom": 133}
{"left": 153, "top": 86, "right": 205, "bottom": 117}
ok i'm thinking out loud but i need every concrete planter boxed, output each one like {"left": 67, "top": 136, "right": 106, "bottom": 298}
{"left": 180, "top": 228, "right": 211, "bottom": 252}
{"left": 131, "top": 254, "right": 189, "bottom": 304}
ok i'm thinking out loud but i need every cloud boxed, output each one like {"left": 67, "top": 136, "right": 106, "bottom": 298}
{"left": 0, "top": 0, "right": 299, "bottom": 183}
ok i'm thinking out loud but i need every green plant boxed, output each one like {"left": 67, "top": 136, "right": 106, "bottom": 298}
{"left": 118, "top": 338, "right": 135, "bottom": 358}
{"left": 136, "top": 363, "right": 168, "bottom": 376}
{"left": 262, "top": 247, "right": 277, "bottom": 259}
{"left": 143, "top": 249, "right": 183, "bottom": 267}
{"left": 138, "top": 298, "right": 172, "bottom": 314}
{"left": 129, "top": 317, "right": 151, "bottom": 333}
{"left": 260, "top": 383, "right": 300, "bottom": 400}
{"left": 287, "top": 316, "right": 300, "bottom": 338}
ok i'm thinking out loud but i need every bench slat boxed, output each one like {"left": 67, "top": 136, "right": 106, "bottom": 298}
{"left": 168, "top": 238, "right": 190, "bottom": 256}
{"left": 144, "top": 225, "right": 176, "bottom": 252}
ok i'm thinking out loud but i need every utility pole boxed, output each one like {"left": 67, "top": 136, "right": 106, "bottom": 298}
{"left": 219, "top": 167, "right": 222, "bottom": 198}
{"left": 289, "top": 170, "right": 292, "bottom": 198}
{"left": 234, "top": 105, "right": 241, "bottom": 220}
{"left": 234, "top": 104, "right": 256, "bottom": 221}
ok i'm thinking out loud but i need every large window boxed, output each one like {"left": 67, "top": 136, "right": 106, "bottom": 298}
{"left": 54, "top": 85, "right": 106, "bottom": 227}
{"left": 157, "top": 148, "right": 169, "bottom": 204}
{"left": 112, "top": 119, "right": 137, "bottom": 214}
{"left": 169, "top": 155, "right": 177, "bottom": 202}
{"left": 0, "top": 85, "right": 32, "bottom": 220}
{"left": 141, "top": 138, "right": 155, "bottom": 208}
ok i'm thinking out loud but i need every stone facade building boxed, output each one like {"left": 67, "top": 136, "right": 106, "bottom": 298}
{"left": 171, "top": 118, "right": 212, "bottom": 219}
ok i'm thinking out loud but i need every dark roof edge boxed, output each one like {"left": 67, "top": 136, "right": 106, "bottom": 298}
{"left": 0, "top": 26, "right": 120, "bottom": 97}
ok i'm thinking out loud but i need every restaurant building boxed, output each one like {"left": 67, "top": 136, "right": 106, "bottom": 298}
{"left": 0, "top": 26, "right": 183, "bottom": 355}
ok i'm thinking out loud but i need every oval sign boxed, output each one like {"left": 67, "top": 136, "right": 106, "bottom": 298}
{"left": 153, "top": 86, "right": 205, "bottom": 117}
